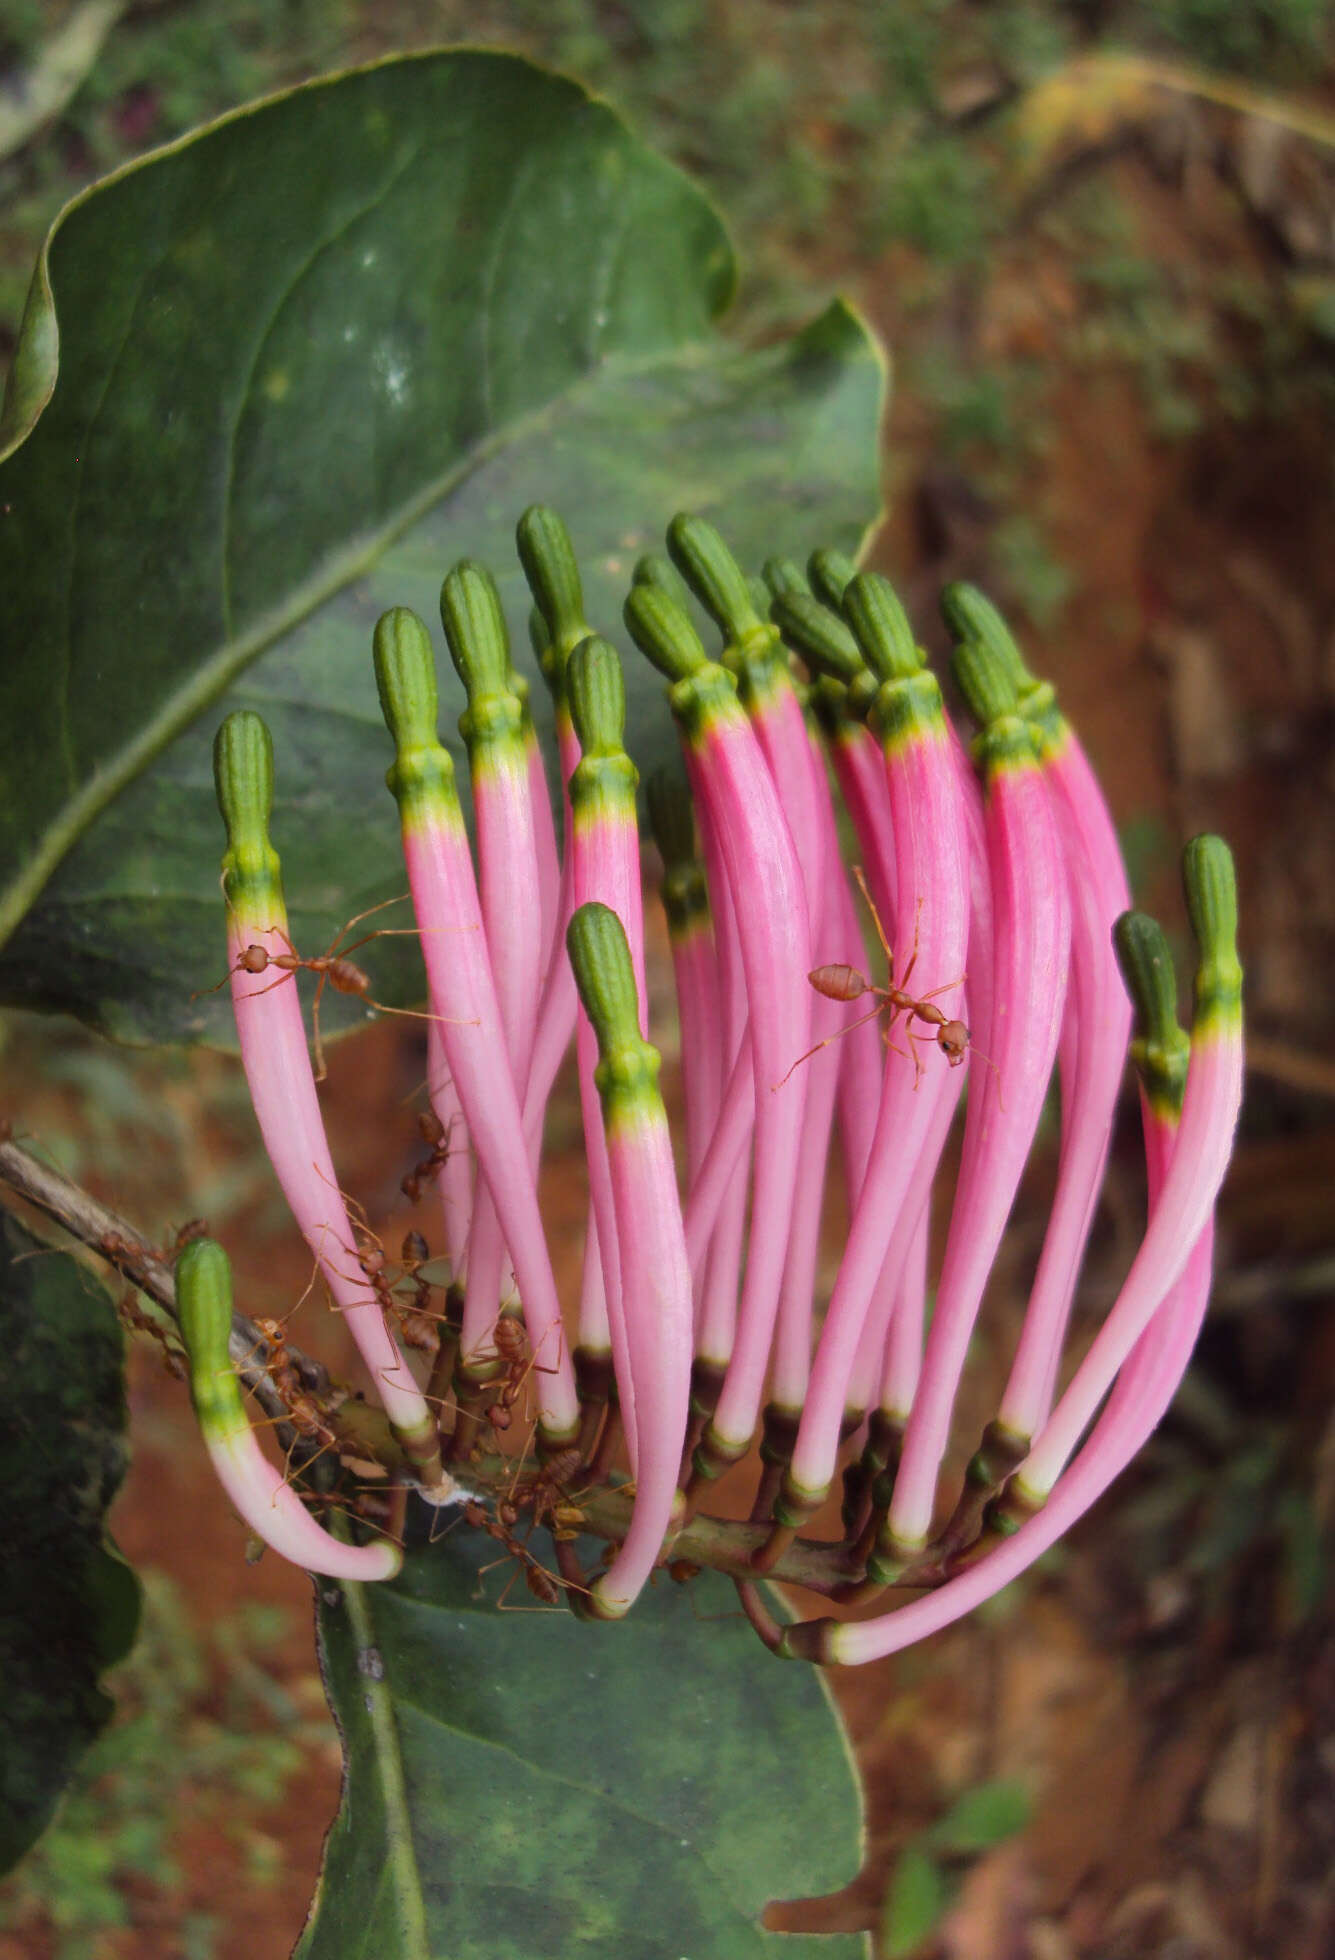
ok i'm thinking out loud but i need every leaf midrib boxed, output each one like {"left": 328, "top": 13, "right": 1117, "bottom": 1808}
{"left": 342, "top": 1576, "right": 431, "bottom": 1959}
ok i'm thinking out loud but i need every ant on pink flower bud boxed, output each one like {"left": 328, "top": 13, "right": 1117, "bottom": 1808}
{"left": 195, "top": 897, "right": 474, "bottom": 1079}
{"left": 781, "top": 871, "right": 996, "bottom": 1092}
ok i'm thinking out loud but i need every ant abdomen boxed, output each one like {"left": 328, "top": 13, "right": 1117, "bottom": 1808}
{"left": 808, "top": 963, "right": 869, "bottom": 1003}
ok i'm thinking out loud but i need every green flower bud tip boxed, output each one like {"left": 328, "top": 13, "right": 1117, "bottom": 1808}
{"left": 373, "top": 606, "right": 440, "bottom": 753}
{"left": 176, "top": 1237, "right": 244, "bottom": 1433}
{"left": 567, "top": 901, "right": 640, "bottom": 1046}
{"left": 567, "top": 636, "right": 628, "bottom": 758}
{"left": 632, "top": 551, "right": 689, "bottom": 605}
{"left": 950, "top": 626, "right": 1024, "bottom": 731}
{"left": 770, "top": 591, "right": 862, "bottom": 685}
{"left": 1114, "top": 910, "right": 1190, "bottom": 1113}
{"left": 213, "top": 710, "right": 274, "bottom": 854}
{"left": 667, "top": 512, "right": 762, "bottom": 645}
{"left": 842, "top": 573, "right": 920, "bottom": 685}
{"left": 940, "top": 582, "right": 1036, "bottom": 694}
{"left": 1183, "top": 834, "right": 1243, "bottom": 1025}
{"left": 516, "top": 505, "right": 586, "bottom": 650}
{"left": 213, "top": 711, "right": 282, "bottom": 913}
{"left": 646, "top": 765, "right": 698, "bottom": 874}
{"left": 807, "top": 547, "right": 857, "bottom": 609}
{"left": 623, "top": 581, "right": 708, "bottom": 685}
{"left": 440, "top": 560, "right": 511, "bottom": 703}
{"left": 762, "top": 556, "right": 809, "bottom": 600}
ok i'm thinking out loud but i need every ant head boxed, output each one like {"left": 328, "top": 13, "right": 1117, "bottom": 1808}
{"left": 940, "top": 1020, "right": 970, "bottom": 1063}
{"left": 487, "top": 1404, "right": 513, "bottom": 1432}
{"left": 237, "top": 944, "right": 269, "bottom": 973}
{"left": 358, "top": 1245, "right": 386, "bottom": 1277}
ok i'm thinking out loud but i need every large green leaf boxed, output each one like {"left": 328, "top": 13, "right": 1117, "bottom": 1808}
{"left": 0, "top": 49, "right": 885, "bottom": 1045}
{"left": 0, "top": 1213, "right": 139, "bottom": 1874}
{"left": 301, "top": 1518, "right": 868, "bottom": 1960}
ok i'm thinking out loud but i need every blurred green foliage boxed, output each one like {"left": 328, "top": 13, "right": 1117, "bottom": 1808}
{"left": 881, "top": 1777, "right": 1034, "bottom": 1955}
{"left": 0, "top": 1572, "right": 331, "bottom": 1960}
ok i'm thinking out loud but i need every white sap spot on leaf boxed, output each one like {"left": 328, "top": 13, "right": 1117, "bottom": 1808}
{"left": 341, "top": 324, "right": 358, "bottom": 345}
{"left": 372, "top": 336, "right": 411, "bottom": 408}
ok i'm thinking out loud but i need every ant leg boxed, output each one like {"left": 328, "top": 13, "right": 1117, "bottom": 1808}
{"left": 324, "top": 893, "right": 414, "bottom": 956}
{"left": 190, "top": 966, "right": 237, "bottom": 1002}
{"left": 311, "top": 968, "right": 330, "bottom": 1082}
{"left": 971, "top": 1043, "right": 1005, "bottom": 1112}
{"left": 852, "top": 866, "right": 894, "bottom": 971}
{"left": 358, "top": 997, "right": 476, "bottom": 1032}
{"left": 278, "top": 1427, "right": 342, "bottom": 1491}
{"left": 312, "top": 1491, "right": 406, "bottom": 1550}
{"left": 899, "top": 897, "right": 925, "bottom": 992}
{"left": 915, "top": 973, "right": 966, "bottom": 1006}
{"left": 310, "top": 1163, "right": 380, "bottom": 1242}
{"left": 905, "top": 1024, "right": 926, "bottom": 1092}
{"left": 231, "top": 969, "right": 300, "bottom": 1003}
{"left": 776, "top": 1002, "right": 886, "bottom": 1089}
{"left": 428, "top": 1497, "right": 469, "bottom": 1546}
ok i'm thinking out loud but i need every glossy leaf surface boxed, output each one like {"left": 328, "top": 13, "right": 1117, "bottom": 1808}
{"left": 300, "top": 1517, "right": 868, "bottom": 1959}
{"left": 0, "top": 50, "right": 884, "bottom": 1044}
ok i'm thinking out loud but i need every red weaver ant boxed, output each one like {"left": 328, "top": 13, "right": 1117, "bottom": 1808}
{"left": 401, "top": 1110, "right": 455, "bottom": 1206}
{"left": 781, "top": 870, "right": 997, "bottom": 1093}
{"left": 463, "top": 1314, "right": 562, "bottom": 1438}
{"left": 463, "top": 1498, "right": 575, "bottom": 1610}
{"left": 194, "top": 897, "right": 474, "bottom": 1081}
{"left": 394, "top": 1230, "right": 441, "bottom": 1354}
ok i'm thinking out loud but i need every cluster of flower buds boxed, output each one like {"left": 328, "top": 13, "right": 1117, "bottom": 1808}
{"left": 176, "top": 504, "right": 1243, "bottom": 1659}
